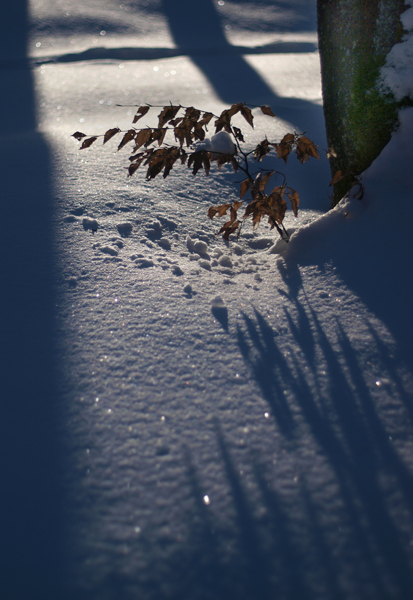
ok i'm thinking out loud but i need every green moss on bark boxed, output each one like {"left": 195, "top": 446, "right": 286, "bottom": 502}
{"left": 317, "top": 0, "right": 406, "bottom": 206}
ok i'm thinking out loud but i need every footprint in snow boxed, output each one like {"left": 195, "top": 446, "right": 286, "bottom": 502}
{"left": 117, "top": 222, "right": 133, "bottom": 237}
{"left": 83, "top": 217, "right": 99, "bottom": 232}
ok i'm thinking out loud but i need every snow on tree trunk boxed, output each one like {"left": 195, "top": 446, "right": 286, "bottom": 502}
{"left": 317, "top": 0, "right": 406, "bottom": 205}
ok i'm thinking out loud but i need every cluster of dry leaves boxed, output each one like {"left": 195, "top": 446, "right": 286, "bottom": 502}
{"left": 208, "top": 175, "right": 300, "bottom": 241}
{"left": 73, "top": 102, "right": 321, "bottom": 241}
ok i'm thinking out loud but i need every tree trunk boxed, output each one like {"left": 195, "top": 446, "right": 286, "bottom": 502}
{"left": 317, "top": 0, "right": 406, "bottom": 205}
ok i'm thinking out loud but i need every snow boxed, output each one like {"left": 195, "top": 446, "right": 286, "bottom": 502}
{"left": 2, "top": 1, "right": 413, "bottom": 599}
{"left": 401, "top": 0, "right": 413, "bottom": 29}
{"left": 194, "top": 130, "right": 236, "bottom": 156}
{"left": 380, "top": 0, "right": 413, "bottom": 101}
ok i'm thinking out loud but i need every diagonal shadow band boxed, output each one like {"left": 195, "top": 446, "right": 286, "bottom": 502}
{"left": 161, "top": 0, "right": 321, "bottom": 123}
{"left": 30, "top": 40, "right": 317, "bottom": 68}
{"left": 25, "top": 0, "right": 323, "bottom": 136}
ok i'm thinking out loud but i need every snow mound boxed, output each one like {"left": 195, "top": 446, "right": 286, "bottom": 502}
{"left": 285, "top": 106, "right": 413, "bottom": 264}
{"left": 186, "top": 235, "right": 209, "bottom": 256}
{"left": 211, "top": 295, "right": 226, "bottom": 308}
{"left": 99, "top": 245, "right": 118, "bottom": 257}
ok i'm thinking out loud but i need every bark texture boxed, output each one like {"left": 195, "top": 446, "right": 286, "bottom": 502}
{"left": 317, "top": 0, "right": 406, "bottom": 205}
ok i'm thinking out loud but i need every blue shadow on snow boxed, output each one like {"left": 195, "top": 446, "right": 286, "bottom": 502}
{"left": 0, "top": 3, "right": 69, "bottom": 599}
{"left": 234, "top": 292, "right": 413, "bottom": 599}
{"left": 161, "top": 0, "right": 322, "bottom": 129}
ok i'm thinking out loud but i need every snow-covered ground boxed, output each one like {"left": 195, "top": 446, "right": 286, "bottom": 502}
{"left": 2, "top": 1, "right": 413, "bottom": 599}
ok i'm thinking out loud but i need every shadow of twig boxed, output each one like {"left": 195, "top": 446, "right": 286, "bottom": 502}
{"left": 236, "top": 299, "right": 413, "bottom": 598}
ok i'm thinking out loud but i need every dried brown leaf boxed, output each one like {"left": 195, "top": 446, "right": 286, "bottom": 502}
{"left": 145, "top": 148, "right": 169, "bottom": 179}
{"left": 260, "top": 105, "right": 276, "bottom": 117}
{"left": 72, "top": 131, "right": 87, "bottom": 140}
{"left": 240, "top": 106, "right": 254, "bottom": 128}
{"left": 281, "top": 133, "right": 295, "bottom": 144}
{"left": 128, "top": 154, "right": 146, "bottom": 177}
{"left": 240, "top": 178, "right": 251, "bottom": 199}
{"left": 203, "top": 152, "right": 211, "bottom": 176}
{"left": 185, "top": 107, "right": 201, "bottom": 122}
{"left": 242, "top": 199, "right": 259, "bottom": 220}
{"left": 230, "top": 207, "right": 238, "bottom": 223}
{"left": 208, "top": 203, "right": 232, "bottom": 219}
{"left": 132, "top": 106, "right": 150, "bottom": 124}
{"left": 270, "top": 185, "right": 286, "bottom": 197}
{"left": 259, "top": 170, "right": 274, "bottom": 192}
{"left": 251, "top": 173, "right": 263, "bottom": 199}
{"left": 329, "top": 170, "right": 346, "bottom": 186}
{"left": 173, "top": 125, "right": 186, "bottom": 147}
{"left": 194, "top": 121, "right": 206, "bottom": 141}
{"left": 233, "top": 126, "right": 245, "bottom": 142}
{"left": 207, "top": 206, "right": 217, "bottom": 219}
{"left": 118, "top": 129, "right": 137, "bottom": 151}
{"left": 274, "top": 133, "right": 294, "bottom": 163}
{"left": 287, "top": 187, "right": 300, "bottom": 217}
{"left": 267, "top": 190, "right": 287, "bottom": 226}
{"left": 216, "top": 154, "right": 233, "bottom": 171}
{"left": 80, "top": 136, "right": 98, "bottom": 149}
{"left": 133, "top": 128, "right": 153, "bottom": 151}
{"left": 198, "top": 112, "right": 214, "bottom": 126}
{"left": 128, "top": 162, "right": 141, "bottom": 177}
{"left": 252, "top": 212, "right": 262, "bottom": 231}
{"left": 231, "top": 157, "right": 239, "bottom": 172}
{"left": 128, "top": 151, "right": 145, "bottom": 162}
{"left": 146, "top": 160, "right": 165, "bottom": 180}
{"left": 214, "top": 110, "right": 232, "bottom": 133}
{"left": 188, "top": 150, "right": 210, "bottom": 176}
{"left": 254, "top": 139, "right": 271, "bottom": 161}
{"left": 174, "top": 122, "right": 193, "bottom": 147}
{"left": 103, "top": 127, "right": 121, "bottom": 144}
{"left": 157, "top": 105, "right": 180, "bottom": 128}
{"left": 163, "top": 147, "right": 181, "bottom": 178}
{"left": 295, "top": 135, "right": 319, "bottom": 163}
{"left": 151, "top": 128, "right": 168, "bottom": 146}
{"left": 219, "top": 220, "right": 240, "bottom": 240}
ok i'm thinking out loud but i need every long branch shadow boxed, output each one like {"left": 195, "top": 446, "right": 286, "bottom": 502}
{"left": 180, "top": 428, "right": 312, "bottom": 600}
{"left": 237, "top": 312, "right": 296, "bottom": 435}
{"left": 43, "top": 0, "right": 324, "bottom": 135}
{"left": 0, "top": 3, "right": 68, "bottom": 599}
{"left": 282, "top": 204, "right": 413, "bottom": 384}
{"left": 160, "top": 0, "right": 330, "bottom": 210}
{"left": 37, "top": 40, "right": 318, "bottom": 66}
{"left": 236, "top": 303, "right": 413, "bottom": 599}
{"left": 161, "top": 0, "right": 323, "bottom": 132}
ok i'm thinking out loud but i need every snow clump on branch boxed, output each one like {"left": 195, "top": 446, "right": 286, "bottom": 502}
{"left": 193, "top": 131, "right": 236, "bottom": 159}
